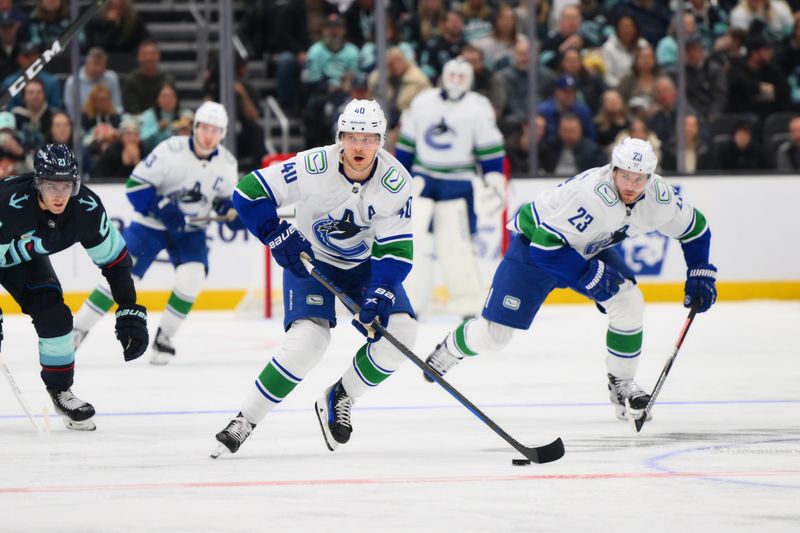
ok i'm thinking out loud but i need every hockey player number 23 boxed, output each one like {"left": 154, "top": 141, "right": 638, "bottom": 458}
{"left": 567, "top": 207, "right": 594, "bottom": 232}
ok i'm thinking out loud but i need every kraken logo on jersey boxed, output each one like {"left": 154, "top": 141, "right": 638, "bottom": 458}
{"left": 312, "top": 209, "right": 369, "bottom": 259}
{"left": 0, "top": 230, "right": 49, "bottom": 267}
{"left": 423, "top": 118, "right": 456, "bottom": 150}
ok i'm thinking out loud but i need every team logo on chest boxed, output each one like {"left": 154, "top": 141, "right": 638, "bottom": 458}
{"left": 424, "top": 118, "right": 456, "bottom": 150}
{"left": 312, "top": 209, "right": 369, "bottom": 258}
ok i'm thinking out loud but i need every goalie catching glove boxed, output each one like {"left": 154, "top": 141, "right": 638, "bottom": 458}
{"left": 115, "top": 304, "right": 148, "bottom": 361}
{"left": 352, "top": 285, "right": 396, "bottom": 342}
{"left": 472, "top": 171, "right": 505, "bottom": 219}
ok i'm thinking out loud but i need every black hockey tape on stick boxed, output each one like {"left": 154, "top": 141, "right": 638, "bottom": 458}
{"left": 627, "top": 302, "right": 700, "bottom": 433}
{"left": 0, "top": 0, "right": 106, "bottom": 110}
{"left": 298, "top": 252, "right": 565, "bottom": 464}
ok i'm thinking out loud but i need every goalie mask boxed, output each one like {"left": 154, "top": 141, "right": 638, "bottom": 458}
{"left": 441, "top": 57, "right": 474, "bottom": 101}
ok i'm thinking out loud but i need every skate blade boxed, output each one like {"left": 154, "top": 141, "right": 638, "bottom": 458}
{"left": 314, "top": 400, "right": 337, "bottom": 452}
{"left": 63, "top": 416, "right": 96, "bottom": 431}
{"left": 210, "top": 444, "right": 228, "bottom": 459}
{"left": 148, "top": 353, "right": 173, "bottom": 366}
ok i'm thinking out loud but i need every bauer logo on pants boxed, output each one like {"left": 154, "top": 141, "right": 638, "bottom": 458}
{"left": 502, "top": 295, "right": 520, "bottom": 310}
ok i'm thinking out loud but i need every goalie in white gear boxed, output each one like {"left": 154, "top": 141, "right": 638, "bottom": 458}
{"left": 72, "top": 101, "right": 244, "bottom": 365}
{"left": 395, "top": 56, "right": 506, "bottom": 316}
{"left": 422, "top": 137, "right": 718, "bottom": 422}
{"left": 213, "top": 99, "right": 418, "bottom": 456}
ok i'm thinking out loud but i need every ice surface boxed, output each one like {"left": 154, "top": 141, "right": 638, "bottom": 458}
{"left": 1, "top": 302, "right": 798, "bottom": 532}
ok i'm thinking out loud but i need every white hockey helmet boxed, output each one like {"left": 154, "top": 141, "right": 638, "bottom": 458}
{"left": 611, "top": 137, "right": 658, "bottom": 177}
{"left": 194, "top": 101, "right": 228, "bottom": 139}
{"left": 441, "top": 56, "right": 474, "bottom": 100}
{"left": 337, "top": 98, "right": 387, "bottom": 147}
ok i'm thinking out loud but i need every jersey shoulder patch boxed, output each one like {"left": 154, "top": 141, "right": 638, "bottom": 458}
{"left": 651, "top": 177, "right": 674, "bottom": 205}
{"left": 379, "top": 165, "right": 407, "bottom": 193}
{"left": 164, "top": 136, "right": 187, "bottom": 153}
{"left": 302, "top": 148, "right": 329, "bottom": 175}
{"left": 592, "top": 180, "right": 620, "bottom": 207}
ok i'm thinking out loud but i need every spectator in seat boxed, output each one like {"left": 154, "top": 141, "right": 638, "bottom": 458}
{"left": 367, "top": 47, "right": 430, "bottom": 128}
{"left": 419, "top": 10, "right": 466, "bottom": 84}
{"left": 537, "top": 74, "right": 597, "bottom": 143}
{"left": 713, "top": 119, "right": 768, "bottom": 171}
{"left": 458, "top": 0, "right": 494, "bottom": 44}
{"left": 474, "top": 4, "right": 522, "bottom": 72}
{"left": 84, "top": 0, "right": 148, "bottom": 54}
{"left": 26, "top": 0, "right": 70, "bottom": 51}
{"left": 0, "top": 10, "right": 22, "bottom": 82}
{"left": 614, "top": 117, "right": 662, "bottom": 162}
{"left": 410, "top": 0, "right": 446, "bottom": 46}
{"left": 727, "top": 36, "right": 790, "bottom": 121}
{"left": 44, "top": 110, "right": 72, "bottom": 145}
{"left": 729, "top": 0, "right": 793, "bottom": 41}
{"left": 553, "top": 47, "right": 606, "bottom": 114}
{"left": 1, "top": 42, "right": 63, "bottom": 110}
{"left": 541, "top": 5, "right": 594, "bottom": 70}
{"left": 460, "top": 44, "right": 491, "bottom": 98}
{"left": 594, "top": 89, "right": 630, "bottom": 151}
{"left": 601, "top": 14, "right": 648, "bottom": 88}
{"left": 775, "top": 115, "right": 800, "bottom": 171}
{"left": 0, "top": 110, "right": 26, "bottom": 176}
{"left": 648, "top": 76, "right": 696, "bottom": 148}
{"left": 81, "top": 83, "right": 121, "bottom": 174}
{"left": 11, "top": 78, "right": 52, "bottom": 157}
{"left": 609, "top": 0, "right": 671, "bottom": 46}
{"left": 64, "top": 47, "right": 124, "bottom": 116}
{"left": 94, "top": 115, "right": 144, "bottom": 179}
{"left": 139, "top": 82, "right": 190, "bottom": 152}
{"left": 618, "top": 43, "right": 659, "bottom": 105}
{"left": 661, "top": 114, "right": 713, "bottom": 173}
{"left": 541, "top": 113, "right": 607, "bottom": 175}
{"left": 0, "top": 0, "right": 29, "bottom": 32}
{"left": 505, "top": 114, "right": 548, "bottom": 177}
{"left": 122, "top": 40, "right": 174, "bottom": 115}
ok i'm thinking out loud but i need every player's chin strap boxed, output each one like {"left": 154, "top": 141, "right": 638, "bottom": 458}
{"left": 298, "top": 252, "right": 565, "bottom": 464}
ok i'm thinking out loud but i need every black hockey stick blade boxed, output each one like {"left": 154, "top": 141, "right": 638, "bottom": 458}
{"left": 299, "top": 252, "right": 565, "bottom": 464}
{"left": 0, "top": 0, "right": 106, "bottom": 110}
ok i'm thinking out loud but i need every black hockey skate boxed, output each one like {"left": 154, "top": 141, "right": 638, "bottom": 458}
{"left": 423, "top": 337, "right": 463, "bottom": 383}
{"left": 149, "top": 328, "right": 175, "bottom": 365}
{"left": 47, "top": 388, "right": 96, "bottom": 431}
{"left": 315, "top": 380, "right": 354, "bottom": 451}
{"left": 211, "top": 413, "right": 256, "bottom": 458}
{"left": 608, "top": 374, "right": 652, "bottom": 421}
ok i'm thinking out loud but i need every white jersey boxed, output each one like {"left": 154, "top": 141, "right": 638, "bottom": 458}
{"left": 247, "top": 144, "right": 413, "bottom": 270}
{"left": 128, "top": 136, "right": 239, "bottom": 230}
{"left": 397, "top": 89, "right": 504, "bottom": 181}
{"left": 511, "top": 165, "right": 709, "bottom": 258}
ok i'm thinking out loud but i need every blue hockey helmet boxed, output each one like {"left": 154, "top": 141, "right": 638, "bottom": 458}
{"left": 33, "top": 144, "right": 80, "bottom": 197}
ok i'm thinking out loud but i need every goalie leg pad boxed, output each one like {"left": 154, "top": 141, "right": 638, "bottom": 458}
{"left": 241, "top": 318, "right": 331, "bottom": 423}
{"left": 434, "top": 199, "right": 484, "bottom": 315}
{"left": 404, "top": 180, "right": 436, "bottom": 314}
{"left": 602, "top": 281, "right": 645, "bottom": 379}
{"left": 341, "top": 313, "right": 417, "bottom": 399}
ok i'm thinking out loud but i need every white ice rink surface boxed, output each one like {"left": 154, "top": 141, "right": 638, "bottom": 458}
{"left": 1, "top": 301, "right": 798, "bottom": 532}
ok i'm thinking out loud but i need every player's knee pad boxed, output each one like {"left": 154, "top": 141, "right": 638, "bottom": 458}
{"left": 22, "top": 279, "right": 72, "bottom": 337}
{"left": 603, "top": 282, "right": 645, "bottom": 331}
{"left": 371, "top": 313, "right": 418, "bottom": 369}
{"left": 174, "top": 262, "right": 206, "bottom": 299}
{"left": 465, "top": 317, "right": 514, "bottom": 353}
{"left": 276, "top": 318, "right": 331, "bottom": 378}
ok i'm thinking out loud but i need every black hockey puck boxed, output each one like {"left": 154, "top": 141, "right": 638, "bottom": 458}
{"left": 511, "top": 459, "right": 532, "bottom": 466}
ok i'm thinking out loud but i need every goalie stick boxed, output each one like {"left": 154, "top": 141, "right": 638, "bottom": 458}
{"left": 299, "top": 252, "right": 565, "bottom": 464}
{"left": 626, "top": 302, "right": 700, "bottom": 433}
{"left": 0, "top": 0, "right": 106, "bottom": 110}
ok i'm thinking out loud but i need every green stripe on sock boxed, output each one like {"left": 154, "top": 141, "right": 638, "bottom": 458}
{"left": 354, "top": 344, "right": 392, "bottom": 385}
{"left": 607, "top": 328, "right": 643, "bottom": 356}
{"left": 88, "top": 288, "right": 115, "bottom": 311}
{"left": 453, "top": 319, "right": 478, "bottom": 357}
{"left": 167, "top": 292, "right": 194, "bottom": 316}
{"left": 257, "top": 361, "right": 300, "bottom": 400}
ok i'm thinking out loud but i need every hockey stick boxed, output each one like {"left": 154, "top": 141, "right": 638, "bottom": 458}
{"left": 189, "top": 206, "right": 295, "bottom": 224}
{"left": 299, "top": 252, "right": 565, "bottom": 464}
{"left": 0, "top": 355, "right": 47, "bottom": 435}
{"left": 0, "top": 0, "right": 106, "bottom": 110}
{"left": 626, "top": 302, "right": 700, "bottom": 433}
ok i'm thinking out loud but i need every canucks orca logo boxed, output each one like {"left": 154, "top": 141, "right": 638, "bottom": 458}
{"left": 423, "top": 118, "right": 456, "bottom": 150}
{"left": 312, "top": 209, "right": 369, "bottom": 258}
{"left": 585, "top": 225, "right": 630, "bottom": 256}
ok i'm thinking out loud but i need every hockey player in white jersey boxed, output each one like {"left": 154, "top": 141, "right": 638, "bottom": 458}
{"left": 213, "top": 99, "right": 417, "bottom": 456}
{"left": 395, "top": 57, "right": 506, "bottom": 315}
{"left": 72, "top": 101, "right": 243, "bottom": 365}
{"left": 422, "top": 137, "right": 718, "bottom": 421}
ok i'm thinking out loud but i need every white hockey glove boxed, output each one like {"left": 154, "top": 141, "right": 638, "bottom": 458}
{"left": 472, "top": 171, "right": 506, "bottom": 219}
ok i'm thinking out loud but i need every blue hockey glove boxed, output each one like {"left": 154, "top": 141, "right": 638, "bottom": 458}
{"left": 684, "top": 264, "right": 717, "bottom": 313}
{"left": 150, "top": 197, "right": 186, "bottom": 231}
{"left": 214, "top": 199, "right": 245, "bottom": 231}
{"left": 352, "top": 285, "right": 396, "bottom": 342}
{"left": 265, "top": 220, "right": 314, "bottom": 278}
{"left": 579, "top": 259, "right": 625, "bottom": 303}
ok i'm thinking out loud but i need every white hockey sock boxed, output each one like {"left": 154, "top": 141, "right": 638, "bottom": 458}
{"left": 73, "top": 284, "right": 114, "bottom": 333}
{"left": 603, "top": 282, "right": 645, "bottom": 380}
{"left": 341, "top": 314, "right": 418, "bottom": 399}
{"left": 447, "top": 317, "right": 513, "bottom": 357}
{"left": 158, "top": 263, "right": 205, "bottom": 338}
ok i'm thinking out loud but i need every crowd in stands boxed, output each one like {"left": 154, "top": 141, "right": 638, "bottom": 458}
{"left": 4, "top": 0, "right": 800, "bottom": 179}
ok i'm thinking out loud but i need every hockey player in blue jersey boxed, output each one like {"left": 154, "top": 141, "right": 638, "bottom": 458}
{"left": 213, "top": 99, "right": 417, "bottom": 456}
{"left": 422, "top": 137, "right": 717, "bottom": 421}
{"left": 0, "top": 145, "right": 148, "bottom": 430}
{"left": 72, "top": 101, "right": 243, "bottom": 365}
{"left": 395, "top": 56, "right": 506, "bottom": 316}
